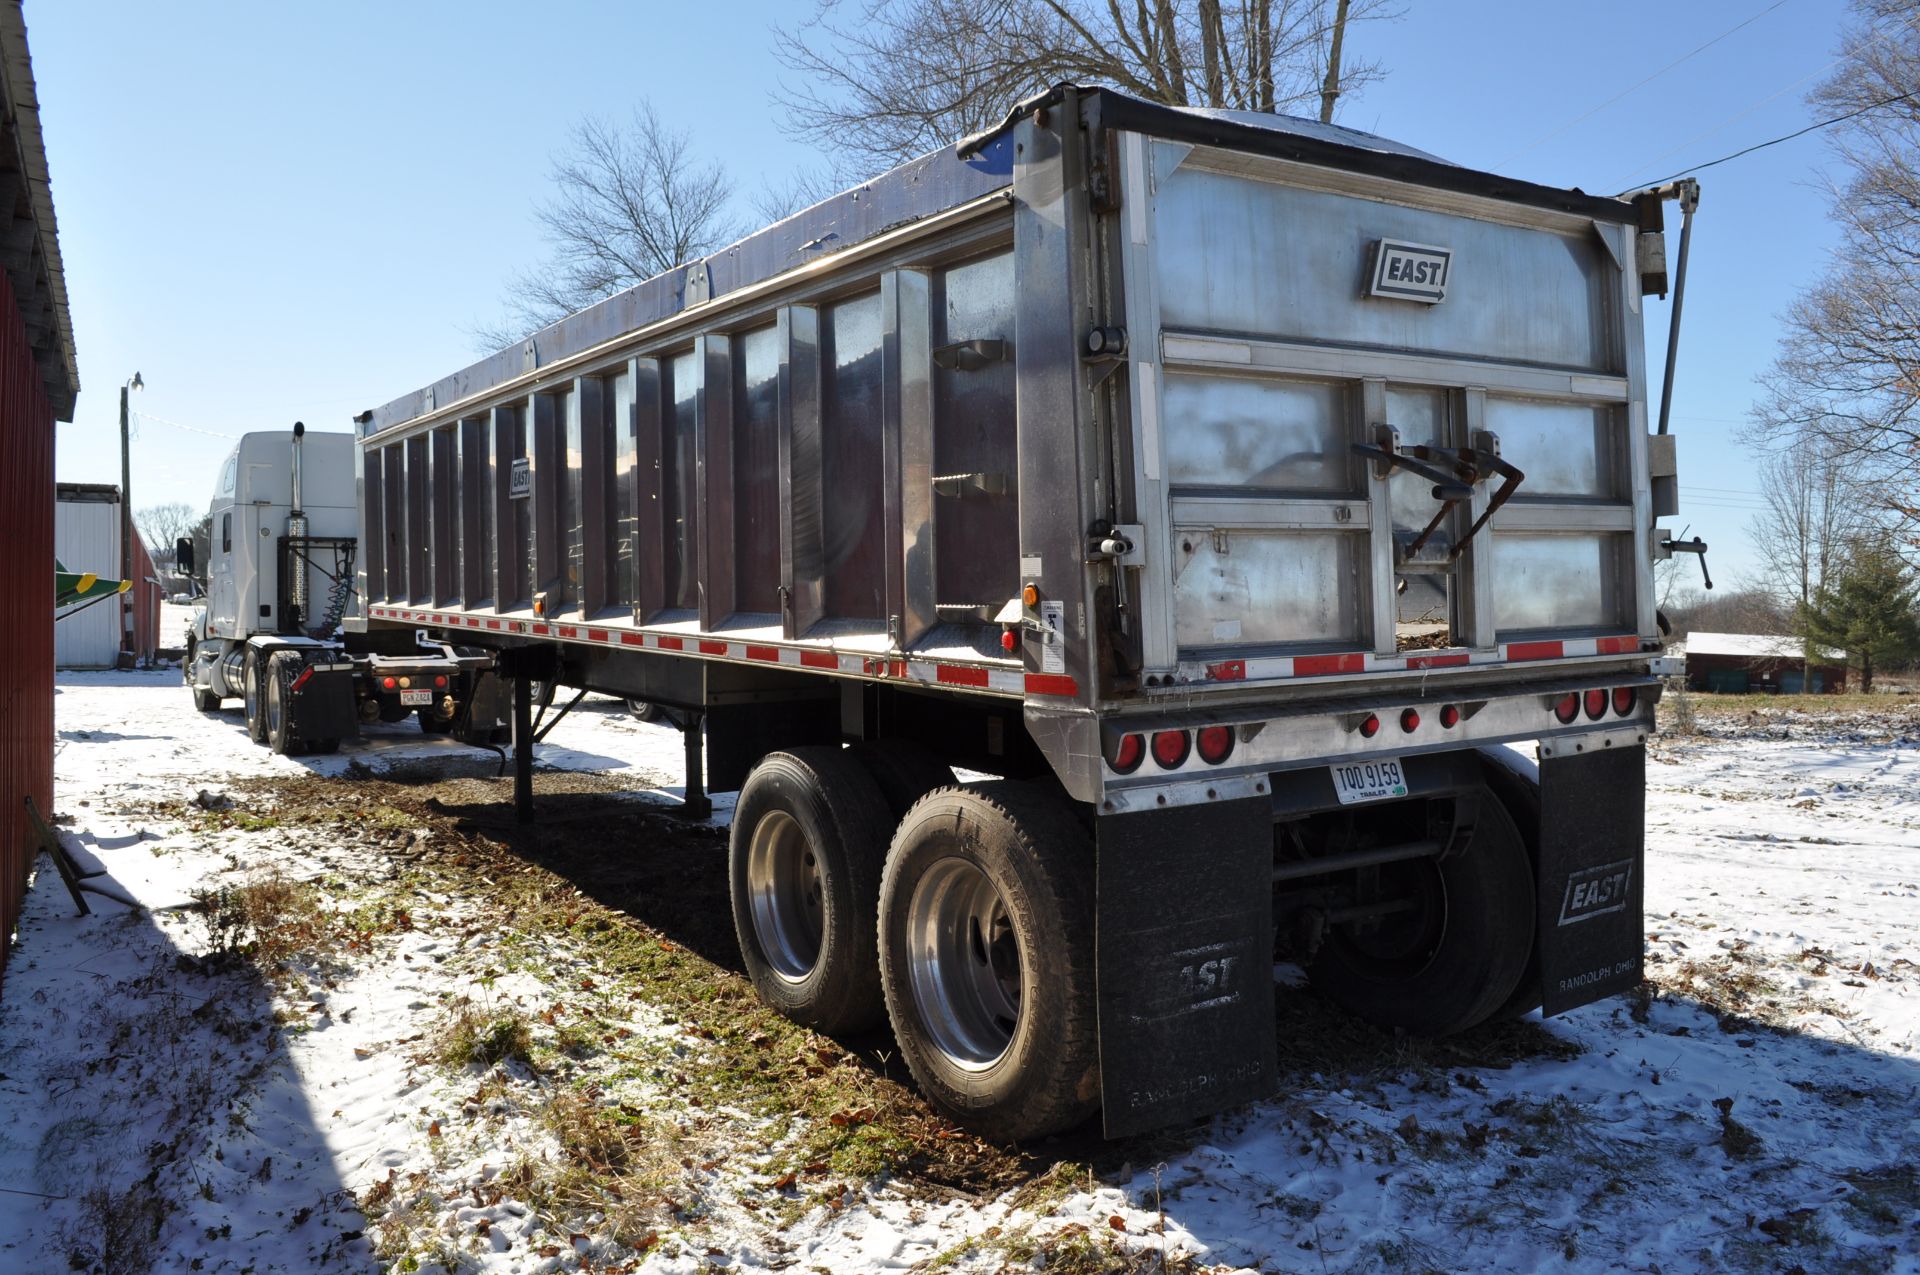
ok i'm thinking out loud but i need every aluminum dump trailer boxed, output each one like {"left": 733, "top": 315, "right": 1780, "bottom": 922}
{"left": 343, "top": 86, "right": 1697, "bottom": 1140}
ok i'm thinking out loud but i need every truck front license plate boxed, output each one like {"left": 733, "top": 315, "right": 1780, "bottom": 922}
{"left": 399, "top": 689, "right": 432, "bottom": 706}
{"left": 1330, "top": 758, "right": 1409, "bottom": 805}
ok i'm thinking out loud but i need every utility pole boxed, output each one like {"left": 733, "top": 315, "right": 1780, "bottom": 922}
{"left": 118, "top": 372, "right": 142, "bottom": 666}
{"left": 1319, "top": 0, "right": 1351, "bottom": 124}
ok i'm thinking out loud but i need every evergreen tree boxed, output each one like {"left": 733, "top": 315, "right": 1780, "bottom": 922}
{"left": 1797, "top": 538, "right": 1920, "bottom": 693}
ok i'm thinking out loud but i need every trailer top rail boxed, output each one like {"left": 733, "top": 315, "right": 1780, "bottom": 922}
{"left": 363, "top": 84, "right": 1639, "bottom": 439}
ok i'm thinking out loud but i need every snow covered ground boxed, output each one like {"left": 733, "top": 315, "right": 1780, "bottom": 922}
{"left": 2, "top": 673, "right": 1917, "bottom": 1273}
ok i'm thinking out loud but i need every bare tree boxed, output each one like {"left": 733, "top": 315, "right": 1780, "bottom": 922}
{"left": 774, "top": 0, "right": 1395, "bottom": 175}
{"left": 477, "top": 102, "right": 743, "bottom": 349}
{"left": 136, "top": 502, "right": 199, "bottom": 564}
{"left": 1663, "top": 587, "right": 1791, "bottom": 640}
{"left": 1749, "top": 444, "right": 1864, "bottom": 618}
{"left": 1749, "top": 1, "right": 1920, "bottom": 545}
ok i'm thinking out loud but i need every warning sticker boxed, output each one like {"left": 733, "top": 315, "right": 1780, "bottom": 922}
{"left": 1039, "top": 600, "right": 1066, "bottom": 675}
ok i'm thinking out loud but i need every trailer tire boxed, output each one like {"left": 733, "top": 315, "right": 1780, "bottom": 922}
{"left": 848, "top": 740, "right": 955, "bottom": 821}
{"left": 1308, "top": 786, "right": 1534, "bottom": 1037}
{"left": 879, "top": 782, "right": 1098, "bottom": 1142}
{"left": 192, "top": 688, "right": 222, "bottom": 713}
{"left": 1476, "top": 750, "right": 1545, "bottom": 1021}
{"left": 243, "top": 651, "right": 267, "bottom": 743}
{"left": 417, "top": 708, "right": 455, "bottom": 735}
{"left": 729, "top": 747, "right": 894, "bottom": 1035}
{"left": 624, "top": 698, "right": 662, "bottom": 724}
{"left": 264, "top": 652, "right": 307, "bottom": 756}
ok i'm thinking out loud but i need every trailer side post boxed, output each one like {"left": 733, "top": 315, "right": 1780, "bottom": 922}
{"left": 680, "top": 712, "right": 711, "bottom": 819}
{"left": 513, "top": 668, "right": 534, "bottom": 822}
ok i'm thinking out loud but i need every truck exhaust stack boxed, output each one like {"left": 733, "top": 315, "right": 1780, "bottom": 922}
{"left": 287, "top": 420, "right": 308, "bottom": 621}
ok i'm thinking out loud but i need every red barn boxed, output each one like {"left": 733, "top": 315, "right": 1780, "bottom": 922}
{"left": 1683, "top": 632, "right": 1847, "bottom": 695}
{"left": 0, "top": 1, "right": 80, "bottom": 981}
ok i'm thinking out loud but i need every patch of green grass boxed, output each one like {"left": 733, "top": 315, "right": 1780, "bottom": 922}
{"left": 436, "top": 998, "right": 533, "bottom": 1067}
{"left": 453, "top": 866, "right": 946, "bottom": 1180}
{"left": 228, "top": 811, "right": 283, "bottom": 832}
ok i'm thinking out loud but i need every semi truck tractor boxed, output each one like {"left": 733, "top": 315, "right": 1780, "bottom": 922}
{"left": 305, "top": 85, "right": 1697, "bottom": 1140}
{"left": 183, "top": 424, "right": 508, "bottom": 753}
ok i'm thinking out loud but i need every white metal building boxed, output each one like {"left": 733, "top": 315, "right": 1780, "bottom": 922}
{"left": 54, "top": 483, "right": 130, "bottom": 667}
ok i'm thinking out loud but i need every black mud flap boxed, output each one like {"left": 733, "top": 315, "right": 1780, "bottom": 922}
{"left": 1095, "top": 795, "right": 1276, "bottom": 1138}
{"left": 292, "top": 666, "right": 357, "bottom": 740}
{"left": 456, "top": 669, "right": 513, "bottom": 743}
{"left": 1536, "top": 745, "right": 1645, "bottom": 1015}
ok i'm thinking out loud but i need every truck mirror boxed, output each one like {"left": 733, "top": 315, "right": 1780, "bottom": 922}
{"left": 175, "top": 537, "right": 195, "bottom": 574}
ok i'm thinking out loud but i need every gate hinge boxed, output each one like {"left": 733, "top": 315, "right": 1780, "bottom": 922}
{"left": 1087, "top": 522, "right": 1145, "bottom": 567}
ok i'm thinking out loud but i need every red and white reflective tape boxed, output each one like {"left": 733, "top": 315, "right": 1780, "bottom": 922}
{"left": 1200, "top": 634, "right": 1645, "bottom": 684}
{"left": 365, "top": 606, "right": 1077, "bottom": 700}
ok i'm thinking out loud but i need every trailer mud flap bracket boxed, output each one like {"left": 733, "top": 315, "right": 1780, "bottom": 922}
{"left": 1536, "top": 745, "right": 1645, "bottom": 1015}
{"left": 1095, "top": 795, "right": 1276, "bottom": 1137}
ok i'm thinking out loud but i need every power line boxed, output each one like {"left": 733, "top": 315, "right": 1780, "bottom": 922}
{"left": 1625, "top": 89, "right": 1920, "bottom": 192}
{"left": 1492, "top": 0, "right": 1791, "bottom": 169}
{"left": 1611, "top": 53, "right": 1847, "bottom": 191}
{"left": 1614, "top": 1, "right": 1920, "bottom": 191}
{"left": 130, "top": 409, "right": 238, "bottom": 441}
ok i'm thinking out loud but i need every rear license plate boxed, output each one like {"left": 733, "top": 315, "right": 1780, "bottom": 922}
{"left": 399, "top": 689, "right": 432, "bottom": 706}
{"left": 1330, "top": 757, "right": 1409, "bottom": 805}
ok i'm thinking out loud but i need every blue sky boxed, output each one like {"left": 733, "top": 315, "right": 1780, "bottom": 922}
{"left": 34, "top": 0, "right": 1852, "bottom": 587}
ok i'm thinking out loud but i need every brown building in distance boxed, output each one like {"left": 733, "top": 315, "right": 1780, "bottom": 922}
{"left": 1683, "top": 631, "right": 1847, "bottom": 695}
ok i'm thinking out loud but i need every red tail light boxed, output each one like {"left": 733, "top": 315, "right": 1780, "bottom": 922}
{"left": 1400, "top": 708, "right": 1421, "bottom": 733}
{"left": 382, "top": 676, "right": 397, "bottom": 690}
{"left": 1612, "top": 686, "right": 1637, "bottom": 716}
{"left": 1439, "top": 704, "right": 1460, "bottom": 729}
{"left": 1583, "top": 688, "right": 1608, "bottom": 720}
{"left": 1150, "top": 730, "right": 1191, "bottom": 769}
{"left": 435, "top": 674, "right": 449, "bottom": 689}
{"left": 1110, "top": 733, "right": 1145, "bottom": 774}
{"left": 1359, "top": 713, "right": 1381, "bottom": 738}
{"left": 1196, "top": 725, "right": 1234, "bottom": 765}
{"left": 1553, "top": 693, "right": 1579, "bottom": 724}
{"left": 290, "top": 667, "right": 314, "bottom": 693}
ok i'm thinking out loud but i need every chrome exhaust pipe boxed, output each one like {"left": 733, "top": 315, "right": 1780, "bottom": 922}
{"left": 288, "top": 421, "right": 309, "bottom": 622}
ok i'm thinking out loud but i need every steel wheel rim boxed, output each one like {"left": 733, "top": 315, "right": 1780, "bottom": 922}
{"left": 905, "top": 856, "right": 1023, "bottom": 1070}
{"left": 266, "top": 669, "right": 283, "bottom": 740}
{"left": 245, "top": 660, "right": 258, "bottom": 722}
{"left": 746, "top": 809, "right": 824, "bottom": 981}
{"left": 1333, "top": 860, "right": 1448, "bottom": 978}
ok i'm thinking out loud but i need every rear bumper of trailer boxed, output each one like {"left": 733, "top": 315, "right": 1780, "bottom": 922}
{"left": 1093, "top": 741, "right": 1646, "bottom": 1136}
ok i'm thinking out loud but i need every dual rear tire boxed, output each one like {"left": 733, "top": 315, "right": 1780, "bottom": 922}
{"left": 728, "top": 748, "right": 1097, "bottom": 1141}
{"left": 729, "top": 748, "right": 896, "bottom": 1034}
{"left": 1305, "top": 790, "right": 1534, "bottom": 1036}
{"left": 730, "top": 745, "right": 1533, "bottom": 1142}
{"left": 877, "top": 783, "right": 1099, "bottom": 1142}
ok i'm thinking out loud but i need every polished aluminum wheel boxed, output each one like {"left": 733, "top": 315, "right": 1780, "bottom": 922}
{"left": 265, "top": 667, "right": 284, "bottom": 743}
{"left": 905, "top": 857, "right": 1023, "bottom": 1069}
{"left": 745, "top": 809, "right": 824, "bottom": 981}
